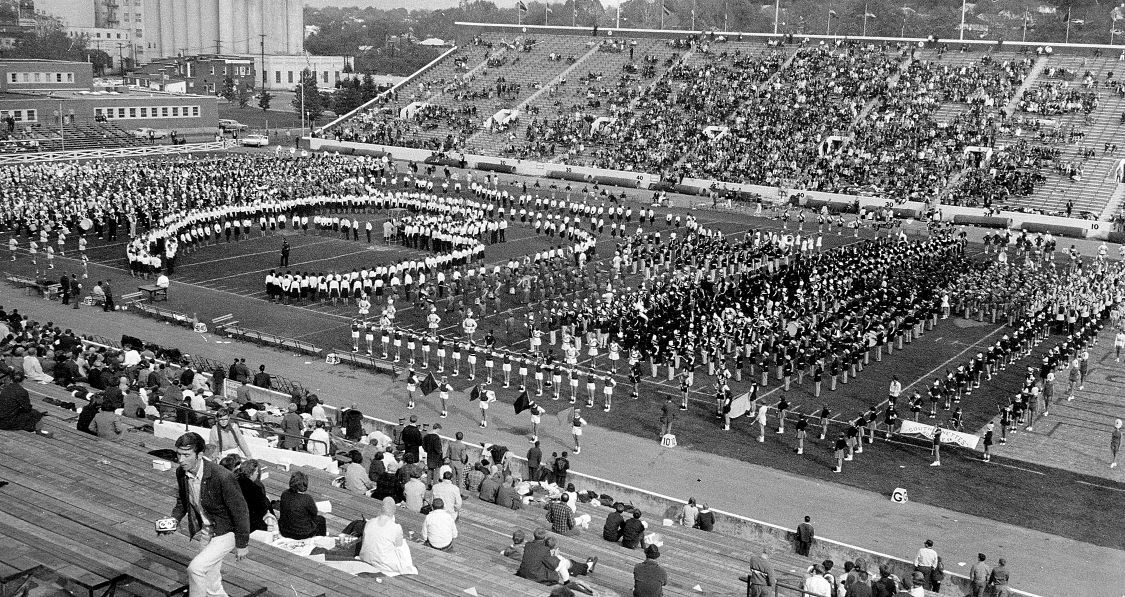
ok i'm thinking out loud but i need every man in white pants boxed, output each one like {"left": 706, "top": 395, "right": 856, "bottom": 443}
{"left": 165, "top": 432, "right": 251, "bottom": 597}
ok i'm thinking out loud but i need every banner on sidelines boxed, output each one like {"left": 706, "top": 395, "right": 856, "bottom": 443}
{"left": 726, "top": 391, "right": 753, "bottom": 419}
{"left": 897, "top": 420, "right": 980, "bottom": 450}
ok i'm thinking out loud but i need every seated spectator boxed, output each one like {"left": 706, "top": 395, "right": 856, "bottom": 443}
{"left": 278, "top": 471, "right": 327, "bottom": 539}
{"left": 463, "top": 460, "right": 487, "bottom": 492}
{"left": 279, "top": 402, "right": 304, "bottom": 450}
{"left": 0, "top": 371, "right": 46, "bottom": 433}
{"left": 680, "top": 497, "right": 699, "bottom": 527}
{"left": 431, "top": 470, "right": 462, "bottom": 519}
{"left": 621, "top": 509, "right": 646, "bottom": 548}
{"left": 546, "top": 536, "right": 596, "bottom": 587}
{"left": 89, "top": 401, "right": 126, "bottom": 440}
{"left": 633, "top": 545, "right": 667, "bottom": 597}
{"left": 218, "top": 453, "right": 242, "bottom": 471}
{"left": 516, "top": 528, "right": 596, "bottom": 587}
{"left": 402, "top": 470, "right": 427, "bottom": 512}
{"left": 235, "top": 459, "right": 273, "bottom": 532}
{"left": 496, "top": 477, "right": 523, "bottom": 510}
{"left": 340, "top": 449, "right": 374, "bottom": 496}
{"left": 603, "top": 502, "right": 626, "bottom": 542}
{"left": 22, "top": 346, "right": 53, "bottom": 384}
{"left": 695, "top": 504, "right": 715, "bottom": 531}
{"left": 545, "top": 493, "right": 580, "bottom": 536}
{"left": 307, "top": 420, "right": 331, "bottom": 456}
{"left": 209, "top": 408, "right": 252, "bottom": 458}
{"left": 479, "top": 470, "right": 502, "bottom": 503}
{"left": 803, "top": 563, "right": 832, "bottom": 597}
{"left": 421, "top": 497, "right": 457, "bottom": 551}
{"left": 360, "top": 497, "right": 418, "bottom": 576}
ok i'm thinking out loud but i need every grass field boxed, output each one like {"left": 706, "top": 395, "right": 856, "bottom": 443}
{"left": 5, "top": 193, "right": 1125, "bottom": 550}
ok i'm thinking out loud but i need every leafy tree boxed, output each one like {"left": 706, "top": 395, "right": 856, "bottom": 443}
{"left": 87, "top": 50, "right": 113, "bottom": 76}
{"left": 220, "top": 76, "right": 237, "bottom": 103}
{"left": 291, "top": 69, "right": 325, "bottom": 125}
{"left": 258, "top": 90, "right": 273, "bottom": 112}
{"left": 237, "top": 84, "right": 254, "bottom": 109}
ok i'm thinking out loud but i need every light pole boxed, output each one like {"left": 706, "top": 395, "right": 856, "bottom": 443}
{"left": 826, "top": 9, "right": 836, "bottom": 36}
{"left": 959, "top": 0, "right": 967, "bottom": 41}
{"left": 774, "top": 0, "right": 781, "bottom": 35}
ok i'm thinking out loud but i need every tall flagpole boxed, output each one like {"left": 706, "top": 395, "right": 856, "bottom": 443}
{"left": 1065, "top": 6, "right": 1071, "bottom": 44}
{"left": 616, "top": 5, "right": 620, "bottom": 28}
{"left": 691, "top": 0, "right": 696, "bottom": 30}
{"left": 661, "top": 3, "right": 665, "bottom": 29}
{"left": 863, "top": 1, "right": 869, "bottom": 36}
{"left": 774, "top": 0, "right": 780, "bottom": 35}
{"left": 959, "top": 0, "right": 966, "bottom": 40}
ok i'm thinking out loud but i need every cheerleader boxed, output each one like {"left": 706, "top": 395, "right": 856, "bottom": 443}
{"left": 833, "top": 433, "right": 847, "bottom": 473}
{"left": 317, "top": 274, "right": 329, "bottom": 303}
{"left": 406, "top": 370, "right": 418, "bottom": 409}
{"left": 364, "top": 322, "right": 375, "bottom": 356}
{"left": 467, "top": 346, "right": 479, "bottom": 380}
{"left": 602, "top": 377, "right": 615, "bottom": 413}
{"left": 438, "top": 376, "right": 451, "bottom": 418}
{"left": 530, "top": 327, "right": 543, "bottom": 355}
{"left": 680, "top": 376, "right": 691, "bottom": 411}
{"left": 607, "top": 338, "right": 621, "bottom": 374}
{"left": 982, "top": 422, "right": 994, "bottom": 462}
{"left": 794, "top": 414, "right": 808, "bottom": 455}
{"left": 533, "top": 360, "right": 544, "bottom": 396}
{"left": 564, "top": 342, "right": 578, "bottom": 367}
{"left": 8, "top": 236, "right": 17, "bottom": 262}
{"left": 392, "top": 329, "right": 403, "bottom": 362}
{"left": 340, "top": 273, "right": 351, "bottom": 306}
{"left": 776, "top": 396, "right": 790, "bottom": 434}
{"left": 502, "top": 354, "right": 512, "bottom": 388}
{"left": 406, "top": 334, "right": 417, "bottom": 367}
{"left": 571, "top": 407, "right": 587, "bottom": 454}
{"left": 629, "top": 362, "right": 641, "bottom": 400}
{"left": 479, "top": 387, "right": 495, "bottom": 428}
{"left": 288, "top": 273, "right": 301, "bottom": 304}
{"left": 451, "top": 342, "right": 462, "bottom": 377}
{"left": 357, "top": 293, "right": 371, "bottom": 320}
{"left": 484, "top": 352, "right": 495, "bottom": 384}
{"left": 350, "top": 319, "right": 362, "bottom": 352}
{"left": 568, "top": 369, "right": 579, "bottom": 404}
{"left": 529, "top": 402, "right": 545, "bottom": 443}
{"left": 436, "top": 337, "right": 447, "bottom": 372}
{"left": 28, "top": 239, "right": 37, "bottom": 266}
{"left": 379, "top": 314, "right": 391, "bottom": 358}
{"left": 518, "top": 358, "right": 528, "bottom": 388}
{"left": 552, "top": 364, "right": 563, "bottom": 401}
{"left": 45, "top": 245, "right": 55, "bottom": 269}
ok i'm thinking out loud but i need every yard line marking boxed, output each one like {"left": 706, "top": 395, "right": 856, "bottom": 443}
{"left": 1076, "top": 480, "right": 1125, "bottom": 492}
{"left": 175, "top": 237, "right": 340, "bottom": 267}
{"left": 989, "top": 461, "right": 1046, "bottom": 475}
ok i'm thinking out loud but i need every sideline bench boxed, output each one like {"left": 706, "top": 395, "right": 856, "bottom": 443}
{"left": 138, "top": 284, "right": 168, "bottom": 302}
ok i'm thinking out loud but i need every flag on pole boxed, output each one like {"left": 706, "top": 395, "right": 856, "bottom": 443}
{"left": 865, "top": 12, "right": 876, "bottom": 18}
{"left": 546, "top": 4, "right": 553, "bottom": 13}
{"left": 725, "top": 391, "right": 753, "bottom": 419}
{"left": 514, "top": 390, "right": 532, "bottom": 414}
{"left": 829, "top": 9, "right": 838, "bottom": 16}
{"left": 574, "top": 7, "right": 578, "bottom": 19}
{"left": 517, "top": 0, "right": 528, "bottom": 12}
{"left": 469, "top": 384, "right": 481, "bottom": 401}
{"left": 420, "top": 371, "right": 439, "bottom": 396}
{"left": 662, "top": 2, "right": 673, "bottom": 16}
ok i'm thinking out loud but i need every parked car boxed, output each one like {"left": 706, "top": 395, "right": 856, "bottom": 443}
{"left": 240, "top": 134, "right": 269, "bottom": 147}
{"left": 130, "top": 127, "right": 169, "bottom": 140}
{"left": 219, "top": 119, "right": 249, "bottom": 132}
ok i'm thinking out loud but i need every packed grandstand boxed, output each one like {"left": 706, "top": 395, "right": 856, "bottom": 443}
{"left": 3, "top": 22, "right": 1125, "bottom": 597}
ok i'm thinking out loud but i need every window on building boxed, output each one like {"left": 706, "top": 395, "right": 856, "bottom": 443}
{"left": 160, "top": 107, "right": 167, "bottom": 117}
{"left": 67, "top": 73, "right": 73, "bottom": 82}
{"left": 335, "top": 71, "right": 340, "bottom": 82}
{"left": 129, "top": 107, "right": 136, "bottom": 118}
{"left": 140, "top": 107, "right": 147, "bottom": 117}
{"left": 323, "top": 70, "right": 328, "bottom": 82}
{"left": 94, "top": 108, "right": 103, "bottom": 119}
{"left": 191, "top": 106, "right": 199, "bottom": 116}
{"left": 172, "top": 106, "right": 179, "bottom": 116}
{"left": 287, "top": 71, "right": 293, "bottom": 83}
{"left": 96, "top": 32, "right": 101, "bottom": 38}
{"left": 210, "top": 66, "right": 215, "bottom": 75}
{"left": 33, "top": 73, "right": 41, "bottom": 82}
{"left": 7, "top": 73, "right": 15, "bottom": 83}
{"left": 117, "top": 108, "right": 125, "bottom": 118}
{"left": 275, "top": 71, "right": 281, "bottom": 83}
{"left": 25, "top": 109, "right": 36, "bottom": 122}
{"left": 56, "top": 73, "right": 62, "bottom": 82}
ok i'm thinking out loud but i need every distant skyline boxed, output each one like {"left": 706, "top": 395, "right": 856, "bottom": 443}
{"left": 304, "top": 0, "right": 623, "bottom": 10}
{"left": 35, "top": 0, "right": 94, "bottom": 27}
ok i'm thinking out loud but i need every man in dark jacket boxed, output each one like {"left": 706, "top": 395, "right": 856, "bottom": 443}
{"left": 795, "top": 516, "right": 814, "bottom": 556}
{"left": 252, "top": 365, "right": 271, "bottom": 389}
{"left": 602, "top": 503, "right": 626, "bottom": 542}
{"left": 168, "top": 432, "right": 250, "bottom": 597}
{"left": 422, "top": 423, "right": 445, "bottom": 483}
{"left": 0, "top": 371, "right": 45, "bottom": 432}
{"left": 621, "top": 509, "right": 645, "bottom": 548}
{"left": 401, "top": 415, "right": 423, "bottom": 457}
{"left": 517, "top": 528, "right": 559, "bottom": 584}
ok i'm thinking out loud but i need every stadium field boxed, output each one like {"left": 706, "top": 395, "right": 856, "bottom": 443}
{"left": 5, "top": 189, "right": 1123, "bottom": 550}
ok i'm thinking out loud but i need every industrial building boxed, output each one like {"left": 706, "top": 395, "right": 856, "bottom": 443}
{"left": 143, "top": 0, "right": 305, "bottom": 59}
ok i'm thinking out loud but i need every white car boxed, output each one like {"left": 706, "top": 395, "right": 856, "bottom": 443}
{"left": 240, "top": 134, "right": 269, "bottom": 147}
{"left": 131, "top": 127, "right": 169, "bottom": 140}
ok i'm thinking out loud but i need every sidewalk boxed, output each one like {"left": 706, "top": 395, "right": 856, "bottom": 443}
{"left": 3, "top": 291, "right": 1121, "bottom": 596}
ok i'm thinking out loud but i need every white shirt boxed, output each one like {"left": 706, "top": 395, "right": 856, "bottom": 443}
{"left": 802, "top": 575, "right": 832, "bottom": 597}
{"left": 307, "top": 427, "right": 331, "bottom": 456}
{"left": 421, "top": 509, "right": 458, "bottom": 548}
{"left": 915, "top": 546, "right": 938, "bottom": 568}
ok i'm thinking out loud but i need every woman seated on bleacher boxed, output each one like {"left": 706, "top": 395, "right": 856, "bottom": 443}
{"left": 360, "top": 496, "right": 418, "bottom": 576}
{"left": 235, "top": 459, "right": 274, "bottom": 532}
{"left": 209, "top": 408, "right": 253, "bottom": 459}
{"left": 89, "top": 400, "right": 126, "bottom": 441}
{"left": 22, "top": 346, "right": 54, "bottom": 385}
{"left": 278, "top": 471, "right": 327, "bottom": 540}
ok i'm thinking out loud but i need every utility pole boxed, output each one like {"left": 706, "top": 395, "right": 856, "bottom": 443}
{"left": 215, "top": 39, "right": 222, "bottom": 55}
{"left": 774, "top": 0, "right": 781, "bottom": 35}
{"left": 259, "top": 34, "right": 267, "bottom": 88}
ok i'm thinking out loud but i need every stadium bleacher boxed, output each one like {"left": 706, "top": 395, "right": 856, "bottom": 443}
{"left": 323, "top": 31, "right": 1125, "bottom": 221}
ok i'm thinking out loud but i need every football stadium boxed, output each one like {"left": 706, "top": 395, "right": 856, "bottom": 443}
{"left": 1, "top": 14, "right": 1124, "bottom": 597}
